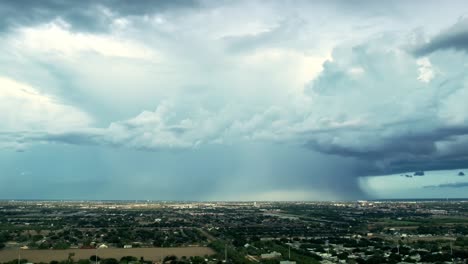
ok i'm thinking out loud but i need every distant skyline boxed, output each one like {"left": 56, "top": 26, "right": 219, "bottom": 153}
{"left": 1, "top": 0, "right": 468, "bottom": 200}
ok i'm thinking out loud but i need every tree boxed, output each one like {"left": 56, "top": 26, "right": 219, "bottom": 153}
{"left": 388, "top": 253, "right": 402, "bottom": 263}
{"left": 38, "top": 242, "right": 51, "bottom": 249}
{"left": 337, "top": 252, "right": 349, "bottom": 260}
{"left": 232, "top": 238, "right": 246, "bottom": 247}
{"left": 53, "top": 241, "right": 71, "bottom": 249}
{"left": 367, "top": 255, "right": 387, "bottom": 264}
{"left": 32, "top": 234, "right": 44, "bottom": 242}
{"left": 163, "top": 255, "right": 177, "bottom": 262}
{"left": 89, "top": 255, "right": 101, "bottom": 263}
{"left": 403, "top": 256, "right": 416, "bottom": 263}
{"left": 120, "top": 256, "right": 138, "bottom": 263}
{"left": 101, "top": 258, "right": 118, "bottom": 264}
{"left": 68, "top": 252, "right": 75, "bottom": 264}
{"left": 190, "top": 256, "right": 206, "bottom": 264}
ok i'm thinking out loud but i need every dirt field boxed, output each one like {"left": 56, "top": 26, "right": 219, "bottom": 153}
{"left": 0, "top": 247, "right": 215, "bottom": 262}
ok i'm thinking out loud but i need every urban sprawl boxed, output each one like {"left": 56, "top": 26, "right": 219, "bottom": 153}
{"left": 0, "top": 200, "right": 468, "bottom": 263}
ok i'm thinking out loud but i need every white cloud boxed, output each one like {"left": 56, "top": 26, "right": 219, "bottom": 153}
{"left": 237, "top": 48, "right": 328, "bottom": 93}
{"left": 348, "top": 67, "right": 365, "bottom": 76}
{"left": 416, "top": 57, "right": 434, "bottom": 83}
{"left": 105, "top": 102, "right": 199, "bottom": 149}
{"left": 0, "top": 76, "right": 92, "bottom": 132}
{"left": 10, "top": 21, "right": 155, "bottom": 59}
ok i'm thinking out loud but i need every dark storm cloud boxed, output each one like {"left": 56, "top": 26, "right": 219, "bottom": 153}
{"left": 5, "top": 128, "right": 187, "bottom": 152}
{"left": 413, "top": 18, "right": 468, "bottom": 56}
{"left": 305, "top": 123, "right": 468, "bottom": 177}
{"left": 298, "top": 35, "right": 468, "bottom": 179}
{"left": 0, "top": 0, "right": 198, "bottom": 32}
{"left": 305, "top": 134, "right": 436, "bottom": 160}
{"left": 424, "top": 182, "right": 468, "bottom": 188}
{"left": 1, "top": 130, "right": 100, "bottom": 150}
{"left": 361, "top": 147, "right": 467, "bottom": 177}
{"left": 41, "top": 131, "right": 101, "bottom": 146}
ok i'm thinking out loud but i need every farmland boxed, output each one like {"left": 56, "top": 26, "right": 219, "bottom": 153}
{"left": 0, "top": 247, "right": 214, "bottom": 263}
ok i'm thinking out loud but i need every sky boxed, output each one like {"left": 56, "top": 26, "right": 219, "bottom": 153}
{"left": 1, "top": 0, "right": 468, "bottom": 201}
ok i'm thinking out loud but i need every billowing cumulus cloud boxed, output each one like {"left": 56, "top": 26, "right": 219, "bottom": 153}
{"left": 300, "top": 36, "right": 468, "bottom": 175}
{"left": 1, "top": 1, "right": 468, "bottom": 200}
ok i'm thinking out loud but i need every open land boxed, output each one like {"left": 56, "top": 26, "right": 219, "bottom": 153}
{"left": 0, "top": 248, "right": 214, "bottom": 263}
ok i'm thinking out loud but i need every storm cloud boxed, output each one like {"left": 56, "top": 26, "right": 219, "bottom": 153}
{"left": 1, "top": 1, "right": 468, "bottom": 200}
{"left": 414, "top": 18, "right": 468, "bottom": 56}
{"left": 0, "top": 0, "right": 198, "bottom": 33}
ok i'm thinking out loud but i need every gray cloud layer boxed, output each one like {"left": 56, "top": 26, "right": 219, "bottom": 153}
{"left": 0, "top": 0, "right": 197, "bottom": 32}
{"left": 414, "top": 18, "right": 468, "bottom": 56}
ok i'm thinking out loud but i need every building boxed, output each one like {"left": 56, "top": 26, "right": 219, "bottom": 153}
{"left": 261, "top": 251, "right": 282, "bottom": 259}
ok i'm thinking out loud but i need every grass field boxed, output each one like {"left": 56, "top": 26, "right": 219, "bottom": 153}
{"left": 0, "top": 247, "right": 215, "bottom": 262}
